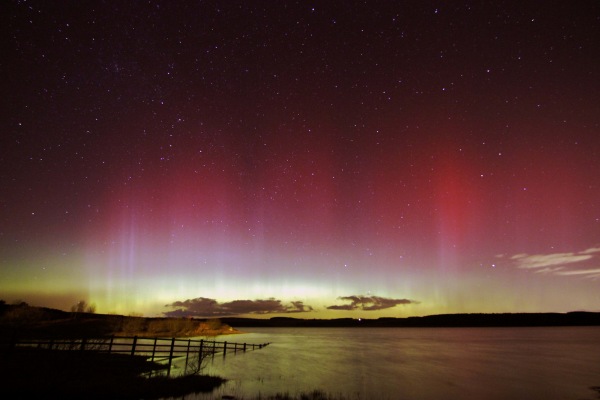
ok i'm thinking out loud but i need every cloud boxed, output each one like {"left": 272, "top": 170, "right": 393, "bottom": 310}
{"left": 555, "top": 268, "right": 600, "bottom": 276}
{"left": 580, "top": 247, "right": 600, "bottom": 255}
{"left": 290, "top": 301, "right": 314, "bottom": 313}
{"left": 512, "top": 252, "right": 592, "bottom": 269}
{"left": 533, "top": 267, "right": 564, "bottom": 274}
{"left": 327, "top": 295, "right": 417, "bottom": 311}
{"left": 510, "top": 247, "right": 600, "bottom": 279}
{"left": 164, "top": 297, "right": 314, "bottom": 317}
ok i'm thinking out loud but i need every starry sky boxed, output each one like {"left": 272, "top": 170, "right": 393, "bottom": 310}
{"left": 2, "top": 1, "right": 600, "bottom": 318}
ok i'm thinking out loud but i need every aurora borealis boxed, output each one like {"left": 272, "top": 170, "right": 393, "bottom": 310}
{"left": 1, "top": 1, "right": 599, "bottom": 317}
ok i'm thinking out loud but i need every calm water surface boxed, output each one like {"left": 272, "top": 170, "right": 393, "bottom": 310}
{"left": 169, "top": 326, "right": 600, "bottom": 400}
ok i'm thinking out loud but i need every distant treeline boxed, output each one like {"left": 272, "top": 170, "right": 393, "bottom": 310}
{"left": 221, "top": 312, "right": 600, "bottom": 328}
{"left": 2, "top": 302, "right": 599, "bottom": 330}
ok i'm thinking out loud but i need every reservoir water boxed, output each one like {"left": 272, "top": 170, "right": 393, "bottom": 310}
{"left": 173, "top": 326, "right": 600, "bottom": 399}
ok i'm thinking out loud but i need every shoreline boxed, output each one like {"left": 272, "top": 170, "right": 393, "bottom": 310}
{"left": 0, "top": 305, "right": 243, "bottom": 398}
{"left": 3, "top": 305, "right": 600, "bottom": 399}
{"left": 1, "top": 347, "right": 226, "bottom": 399}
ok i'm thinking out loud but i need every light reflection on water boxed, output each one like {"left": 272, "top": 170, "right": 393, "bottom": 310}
{"left": 168, "top": 326, "right": 600, "bottom": 400}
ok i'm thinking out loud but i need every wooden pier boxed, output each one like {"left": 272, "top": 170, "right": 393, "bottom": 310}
{"left": 6, "top": 336, "right": 270, "bottom": 377}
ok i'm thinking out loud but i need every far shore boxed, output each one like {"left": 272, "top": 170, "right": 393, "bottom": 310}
{"left": 2, "top": 303, "right": 600, "bottom": 341}
{"left": 0, "top": 303, "right": 242, "bottom": 339}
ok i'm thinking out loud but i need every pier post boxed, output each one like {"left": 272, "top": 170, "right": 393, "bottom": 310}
{"left": 151, "top": 337, "right": 157, "bottom": 361}
{"left": 167, "top": 338, "right": 176, "bottom": 377}
{"left": 130, "top": 336, "right": 138, "bottom": 356}
{"left": 108, "top": 336, "right": 114, "bottom": 353}
{"left": 184, "top": 339, "right": 191, "bottom": 375}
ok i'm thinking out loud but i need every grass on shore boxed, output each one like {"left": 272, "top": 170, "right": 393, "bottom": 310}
{"left": 248, "top": 391, "right": 354, "bottom": 400}
{"left": 0, "top": 304, "right": 234, "bottom": 398}
{"left": 0, "top": 347, "right": 225, "bottom": 399}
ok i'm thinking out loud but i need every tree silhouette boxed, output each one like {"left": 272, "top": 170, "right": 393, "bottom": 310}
{"left": 71, "top": 300, "right": 96, "bottom": 315}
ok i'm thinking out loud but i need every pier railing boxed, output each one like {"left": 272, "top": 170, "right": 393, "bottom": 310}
{"left": 6, "top": 336, "right": 270, "bottom": 377}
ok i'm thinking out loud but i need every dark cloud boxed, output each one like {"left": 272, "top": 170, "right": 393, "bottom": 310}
{"left": 164, "top": 297, "right": 313, "bottom": 317}
{"left": 327, "top": 295, "right": 417, "bottom": 311}
{"left": 327, "top": 304, "right": 355, "bottom": 311}
{"left": 290, "top": 301, "right": 314, "bottom": 313}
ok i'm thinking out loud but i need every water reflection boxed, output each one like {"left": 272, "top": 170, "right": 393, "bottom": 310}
{"left": 181, "top": 327, "right": 600, "bottom": 400}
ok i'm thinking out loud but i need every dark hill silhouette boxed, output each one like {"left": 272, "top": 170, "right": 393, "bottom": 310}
{"left": 221, "top": 312, "right": 600, "bottom": 328}
{"left": 2, "top": 303, "right": 599, "bottom": 336}
{"left": 0, "top": 303, "right": 237, "bottom": 339}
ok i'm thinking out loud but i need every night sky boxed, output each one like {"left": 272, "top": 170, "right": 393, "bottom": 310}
{"left": 2, "top": 1, "right": 599, "bottom": 318}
